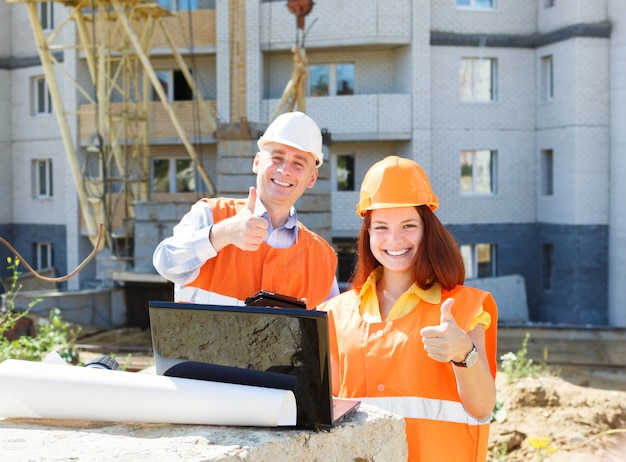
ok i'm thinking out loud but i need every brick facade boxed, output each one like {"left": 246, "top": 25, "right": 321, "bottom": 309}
{"left": 1, "top": 0, "right": 624, "bottom": 325}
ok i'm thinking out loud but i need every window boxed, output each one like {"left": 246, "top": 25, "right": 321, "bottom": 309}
{"left": 456, "top": 0, "right": 494, "bottom": 9}
{"left": 542, "top": 243, "right": 553, "bottom": 291}
{"left": 541, "top": 55, "right": 554, "bottom": 101}
{"left": 178, "top": 0, "right": 198, "bottom": 9}
{"left": 151, "top": 158, "right": 196, "bottom": 193}
{"left": 541, "top": 149, "right": 554, "bottom": 196}
{"left": 309, "top": 64, "right": 354, "bottom": 97}
{"left": 461, "top": 243, "right": 496, "bottom": 279}
{"left": 32, "top": 76, "right": 53, "bottom": 115}
{"left": 158, "top": 0, "right": 199, "bottom": 11}
{"left": 35, "top": 242, "right": 54, "bottom": 270}
{"left": 460, "top": 58, "right": 497, "bottom": 102}
{"left": 39, "top": 2, "right": 54, "bottom": 30}
{"left": 336, "top": 155, "right": 355, "bottom": 191}
{"left": 333, "top": 238, "right": 357, "bottom": 292}
{"left": 32, "top": 159, "right": 53, "bottom": 198}
{"left": 460, "top": 150, "right": 496, "bottom": 194}
{"left": 152, "top": 70, "right": 193, "bottom": 102}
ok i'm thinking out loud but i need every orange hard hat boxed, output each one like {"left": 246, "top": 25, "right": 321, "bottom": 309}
{"left": 356, "top": 155, "right": 439, "bottom": 217}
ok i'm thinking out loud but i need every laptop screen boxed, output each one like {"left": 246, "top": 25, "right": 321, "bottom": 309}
{"left": 148, "top": 301, "right": 333, "bottom": 429}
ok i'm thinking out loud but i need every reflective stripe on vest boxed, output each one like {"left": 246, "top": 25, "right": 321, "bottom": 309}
{"left": 358, "top": 396, "right": 490, "bottom": 426}
{"left": 176, "top": 286, "right": 245, "bottom": 306}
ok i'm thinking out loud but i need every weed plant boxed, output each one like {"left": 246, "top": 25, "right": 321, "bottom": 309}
{"left": 499, "top": 332, "right": 557, "bottom": 384}
{"left": 0, "top": 257, "right": 79, "bottom": 363}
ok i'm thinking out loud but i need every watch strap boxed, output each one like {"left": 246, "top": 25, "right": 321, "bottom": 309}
{"left": 451, "top": 344, "right": 477, "bottom": 368}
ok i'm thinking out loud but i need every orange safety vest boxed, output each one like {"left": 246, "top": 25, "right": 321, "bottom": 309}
{"left": 320, "top": 285, "right": 498, "bottom": 462}
{"left": 182, "top": 197, "right": 338, "bottom": 309}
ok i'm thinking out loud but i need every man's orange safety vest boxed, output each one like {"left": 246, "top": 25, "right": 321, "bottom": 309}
{"left": 321, "top": 284, "right": 498, "bottom": 462}
{"left": 182, "top": 197, "right": 338, "bottom": 309}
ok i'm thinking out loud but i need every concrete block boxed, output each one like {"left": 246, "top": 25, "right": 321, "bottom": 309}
{"left": 0, "top": 403, "right": 408, "bottom": 461}
{"left": 96, "top": 252, "right": 129, "bottom": 287}
{"left": 465, "top": 274, "right": 529, "bottom": 323}
{"left": 297, "top": 212, "right": 332, "bottom": 229}
{"left": 295, "top": 195, "right": 331, "bottom": 212}
{"left": 218, "top": 156, "right": 256, "bottom": 174}
{"left": 134, "top": 201, "right": 180, "bottom": 222}
{"left": 3, "top": 288, "right": 126, "bottom": 330}
{"left": 218, "top": 174, "right": 257, "bottom": 194}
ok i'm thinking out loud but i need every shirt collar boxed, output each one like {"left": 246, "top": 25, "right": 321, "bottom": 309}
{"left": 359, "top": 267, "right": 442, "bottom": 309}
{"left": 255, "top": 199, "right": 299, "bottom": 236}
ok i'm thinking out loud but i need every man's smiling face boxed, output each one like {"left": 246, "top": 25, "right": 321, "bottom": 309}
{"left": 253, "top": 142, "right": 318, "bottom": 209}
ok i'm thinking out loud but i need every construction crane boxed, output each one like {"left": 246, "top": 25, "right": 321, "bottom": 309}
{"left": 5, "top": 0, "right": 218, "bottom": 251}
{"left": 7, "top": 0, "right": 316, "bottom": 253}
{"left": 270, "top": 0, "right": 315, "bottom": 122}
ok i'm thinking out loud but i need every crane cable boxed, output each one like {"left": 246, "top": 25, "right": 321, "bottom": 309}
{"left": 0, "top": 223, "right": 105, "bottom": 283}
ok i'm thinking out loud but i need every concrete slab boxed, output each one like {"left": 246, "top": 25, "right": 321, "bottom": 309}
{"left": 465, "top": 274, "right": 529, "bottom": 323}
{"left": 0, "top": 403, "right": 407, "bottom": 462}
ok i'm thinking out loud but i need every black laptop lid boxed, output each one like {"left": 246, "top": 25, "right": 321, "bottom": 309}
{"left": 148, "top": 301, "right": 333, "bottom": 429}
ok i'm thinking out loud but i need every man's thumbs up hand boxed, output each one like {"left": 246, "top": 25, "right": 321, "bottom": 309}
{"left": 232, "top": 187, "right": 269, "bottom": 251}
{"left": 244, "top": 186, "right": 257, "bottom": 213}
{"left": 421, "top": 298, "right": 472, "bottom": 363}
{"left": 209, "top": 187, "right": 269, "bottom": 252}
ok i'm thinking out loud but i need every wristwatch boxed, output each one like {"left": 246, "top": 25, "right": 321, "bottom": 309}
{"left": 451, "top": 344, "right": 478, "bottom": 368}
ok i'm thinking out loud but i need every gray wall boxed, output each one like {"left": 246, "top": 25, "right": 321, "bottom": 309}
{"left": 449, "top": 223, "right": 609, "bottom": 325}
{"left": 2, "top": 224, "right": 68, "bottom": 291}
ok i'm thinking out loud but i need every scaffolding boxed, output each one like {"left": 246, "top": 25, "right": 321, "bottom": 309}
{"left": 6, "top": 0, "right": 218, "bottom": 250}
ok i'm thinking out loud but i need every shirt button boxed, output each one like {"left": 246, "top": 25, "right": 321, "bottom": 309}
{"left": 376, "top": 330, "right": 384, "bottom": 337}
{"left": 377, "top": 384, "right": 385, "bottom": 392}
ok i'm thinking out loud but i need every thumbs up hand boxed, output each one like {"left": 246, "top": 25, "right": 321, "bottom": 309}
{"left": 420, "top": 298, "right": 474, "bottom": 363}
{"left": 209, "top": 187, "right": 269, "bottom": 252}
{"left": 440, "top": 297, "right": 457, "bottom": 324}
{"left": 232, "top": 187, "right": 269, "bottom": 251}
{"left": 243, "top": 185, "right": 257, "bottom": 213}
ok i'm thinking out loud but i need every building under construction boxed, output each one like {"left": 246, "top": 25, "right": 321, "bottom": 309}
{"left": 1, "top": 0, "right": 626, "bottom": 328}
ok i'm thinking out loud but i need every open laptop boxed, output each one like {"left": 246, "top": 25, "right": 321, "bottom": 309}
{"left": 148, "top": 301, "right": 360, "bottom": 430}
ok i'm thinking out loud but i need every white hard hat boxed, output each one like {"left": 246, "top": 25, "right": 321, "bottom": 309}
{"left": 257, "top": 111, "right": 324, "bottom": 167}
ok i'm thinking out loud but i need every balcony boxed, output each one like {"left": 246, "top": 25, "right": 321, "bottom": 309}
{"left": 80, "top": 9, "right": 216, "bottom": 54}
{"left": 153, "top": 9, "right": 217, "bottom": 52}
{"left": 262, "top": 94, "right": 412, "bottom": 141}
{"left": 260, "top": 0, "right": 412, "bottom": 50}
{"left": 78, "top": 100, "right": 217, "bottom": 144}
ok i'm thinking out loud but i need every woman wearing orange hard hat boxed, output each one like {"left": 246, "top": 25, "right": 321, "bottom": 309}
{"left": 319, "top": 156, "right": 498, "bottom": 462}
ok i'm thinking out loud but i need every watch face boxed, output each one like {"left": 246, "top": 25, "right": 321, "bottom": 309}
{"left": 465, "top": 348, "right": 479, "bottom": 367}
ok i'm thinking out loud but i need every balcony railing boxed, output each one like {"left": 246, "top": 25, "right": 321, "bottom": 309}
{"left": 79, "top": 9, "right": 216, "bottom": 51}
{"left": 262, "top": 94, "right": 412, "bottom": 141}
{"left": 260, "top": 0, "right": 411, "bottom": 50}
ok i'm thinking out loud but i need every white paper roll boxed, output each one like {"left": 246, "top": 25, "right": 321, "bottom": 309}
{"left": 0, "top": 359, "right": 296, "bottom": 427}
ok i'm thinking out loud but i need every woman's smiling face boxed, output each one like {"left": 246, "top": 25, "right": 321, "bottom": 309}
{"left": 369, "top": 206, "right": 424, "bottom": 275}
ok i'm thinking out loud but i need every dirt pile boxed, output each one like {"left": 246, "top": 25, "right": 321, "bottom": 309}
{"left": 488, "top": 374, "right": 626, "bottom": 461}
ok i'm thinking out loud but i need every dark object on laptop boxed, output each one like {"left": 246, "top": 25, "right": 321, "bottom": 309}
{"left": 164, "top": 361, "right": 296, "bottom": 392}
{"left": 245, "top": 290, "right": 307, "bottom": 309}
{"left": 148, "top": 301, "right": 359, "bottom": 430}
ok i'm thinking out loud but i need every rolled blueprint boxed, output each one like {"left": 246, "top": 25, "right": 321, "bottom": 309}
{"left": 0, "top": 359, "right": 296, "bottom": 427}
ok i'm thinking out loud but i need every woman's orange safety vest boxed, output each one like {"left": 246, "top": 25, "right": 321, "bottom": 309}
{"left": 182, "top": 198, "right": 338, "bottom": 309}
{"left": 320, "top": 284, "right": 498, "bottom": 462}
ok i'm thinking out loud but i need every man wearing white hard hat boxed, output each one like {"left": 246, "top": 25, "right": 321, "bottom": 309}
{"left": 153, "top": 111, "right": 339, "bottom": 308}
